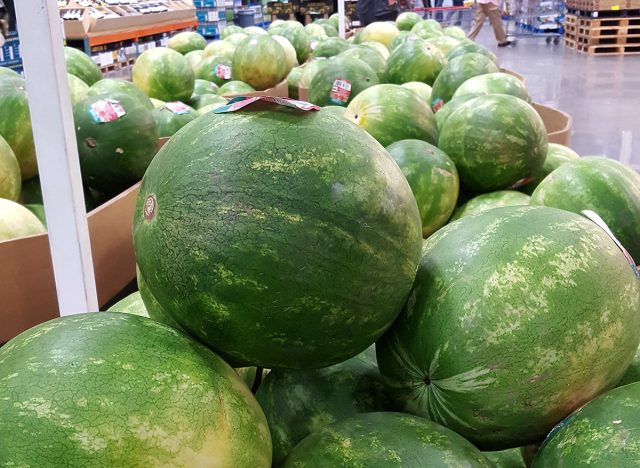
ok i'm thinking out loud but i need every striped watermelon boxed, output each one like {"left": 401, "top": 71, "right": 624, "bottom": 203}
{"left": 107, "top": 291, "right": 149, "bottom": 317}
{"left": 0, "top": 134, "right": 21, "bottom": 201}
{"left": 0, "top": 198, "right": 46, "bottom": 241}
{"left": 451, "top": 190, "right": 531, "bottom": 220}
{"left": 521, "top": 143, "right": 580, "bottom": 195}
{"left": 383, "top": 37, "right": 446, "bottom": 86}
{"left": 376, "top": 205, "right": 640, "bottom": 450}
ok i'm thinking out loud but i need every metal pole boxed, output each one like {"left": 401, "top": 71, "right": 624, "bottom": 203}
{"left": 14, "top": 0, "right": 99, "bottom": 315}
{"left": 338, "top": 0, "right": 346, "bottom": 39}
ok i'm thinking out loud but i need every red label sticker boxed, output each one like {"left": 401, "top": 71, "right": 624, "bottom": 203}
{"left": 215, "top": 64, "right": 232, "bottom": 80}
{"left": 509, "top": 176, "right": 534, "bottom": 189}
{"left": 214, "top": 96, "right": 321, "bottom": 113}
{"left": 329, "top": 79, "right": 351, "bottom": 105}
{"left": 89, "top": 99, "right": 126, "bottom": 123}
{"left": 164, "top": 101, "right": 192, "bottom": 115}
{"left": 432, "top": 99, "right": 444, "bottom": 112}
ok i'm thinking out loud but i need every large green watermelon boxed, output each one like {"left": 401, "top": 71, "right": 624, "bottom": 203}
{"left": 618, "top": 345, "right": 640, "bottom": 386}
{"left": 185, "top": 49, "right": 204, "bottom": 73}
{"left": 64, "top": 46, "right": 102, "bottom": 86}
{"left": 530, "top": 157, "right": 640, "bottom": 261}
{"left": 298, "top": 58, "right": 328, "bottom": 89}
{"left": 218, "top": 80, "right": 256, "bottom": 95}
{"left": 0, "top": 134, "right": 21, "bottom": 201}
{"left": 453, "top": 72, "right": 532, "bottom": 103}
{"left": 87, "top": 78, "right": 154, "bottom": 109}
{"left": 19, "top": 177, "right": 43, "bottom": 204}
{"left": 485, "top": 449, "right": 527, "bottom": 468}
{"left": 67, "top": 73, "right": 90, "bottom": 105}
{"left": 0, "top": 198, "right": 46, "bottom": 240}
{"left": 532, "top": 383, "right": 640, "bottom": 467}
{"left": 411, "top": 19, "right": 444, "bottom": 40}
{"left": 272, "top": 35, "right": 299, "bottom": 69}
{"left": 222, "top": 24, "right": 244, "bottom": 39}
{"left": 451, "top": 190, "right": 531, "bottom": 220}
{"left": 312, "top": 37, "right": 350, "bottom": 58}
{"left": 24, "top": 204, "right": 46, "bottom": 227}
{"left": 425, "top": 35, "right": 463, "bottom": 56}
{"left": 314, "top": 19, "right": 339, "bottom": 38}
{"left": 401, "top": 81, "right": 432, "bottom": 104}
{"left": 287, "top": 66, "right": 304, "bottom": 99}
{"left": 0, "top": 77, "right": 36, "bottom": 180}
{"left": 444, "top": 25, "right": 468, "bottom": 40}
{"left": 225, "top": 32, "right": 249, "bottom": 46}
{"left": 304, "top": 23, "right": 328, "bottom": 40}
{"left": 0, "top": 66, "right": 19, "bottom": 78}
{"left": 376, "top": 205, "right": 640, "bottom": 450}
{"left": 245, "top": 26, "right": 268, "bottom": 36}
{"left": 383, "top": 37, "right": 446, "bottom": 86}
{"left": 192, "top": 93, "right": 228, "bottom": 111}
{"left": 0, "top": 313, "right": 271, "bottom": 466}
{"left": 359, "top": 41, "right": 390, "bottom": 60}
{"left": 283, "top": 412, "right": 493, "bottom": 467}
{"left": 396, "top": 12, "right": 422, "bottom": 31}
{"left": 137, "top": 268, "right": 184, "bottom": 331}
{"left": 73, "top": 91, "right": 159, "bottom": 195}
{"left": 132, "top": 47, "right": 195, "bottom": 102}
{"left": 152, "top": 102, "right": 198, "bottom": 137}
{"left": 195, "top": 55, "right": 234, "bottom": 86}
{"left": 386, "top": 139, "right": 459, "bottom": 237}
{"left": 232, "top": 35, "right": 290, "bottom": 90}
{"left": 203, "top": 40, "right": 236, "bottom": 60}
{"left": 107, "top": 291, "right": 149, "bottom": 317}
{"left": 388, "top": 31, "right": 418, "bottom": 51}
{"left": 308, "top": 56, "right": 379, "bottom": 107}
{"left": 359, "top": 22, "right": 400, "bottom": 48}
{"left": 189, "top": 79, "right": 219, "bottom": 107}
{"left": 438, "top": 94, "right": 548, "bottom": 192}
{"left": 431, "top": 53, "right": 500, "bottom": 111}
{"left": 338, "top": 46, "right": 386, "bottom": 79}
{"left": 278, "top": 26, "right": 311, "bottom": 64}
{"left": 133, "top": 106, "right": 422, "bottom": 369}
{"left": 268, "top": 19, "right": 287, "bottom": 34}
{"left": 256, "top": 347, "right": 395, "bottom": 465}
{"left": 168, "top": 31, "right": 207, "bottom": 54}
{"left": 347, "top": 84, "right": 438, "bottom": 147}
{"left": 446, "top": 41, "right": 499, "bottom": 64}
{"left": 520, "top": 143, "right": 579, "bottom": 194}
{"left": 434, "top": 94, "right": 479, "bottom": 131}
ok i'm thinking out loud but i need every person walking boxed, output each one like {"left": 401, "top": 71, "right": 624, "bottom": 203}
{"left": 468, "top": 0, "right": 510, "bottom": 46}
{"left": 357, "top": 0, "right": 399, "bottom": 25}
{"left": 447, "top": 0, "right": 464, "bottom": 25}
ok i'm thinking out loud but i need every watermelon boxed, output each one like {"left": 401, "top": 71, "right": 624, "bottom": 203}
{"left": 107, "top": 291, "right": 149, "bottom": 317}
{"left": 444, "top": 25, "right": 467, "bottom": 40}
{"left": 218, "top": 80, "right": 256, "bottom": 96}
{"left": 133, "top": 106, "right": 422, "bottom": 369}
{"left": 520, "top": 143, "right": 579, "bottom": 194}
{"left": 192, "top": 92, "right": 226, "bottom": 110}
{"left": 0, "top": 67, "right": 19, "bottom": 78}
{"left": 360, "top": 41, "right": 390, "bottom": 60}
{"left": 225, "top": 32, "right": 249, "bottom": 46}
{"left": 197, "top": 100, "right": 229, "bottom": 115}
{"left": 244, "top": 26, "right": 268, "bottom": 36}
{"left": 425, "top": 35, "right": 463, "bottom": 55}
{"left": 388, "top": 31, "right": 418, "bottom": 51}
{"left": 411, "top": 20, "right": 444, "bottom": 40}
{"left": 386, "top": 139, "right": 459, "bottom": 237}
{"left": 0, "top": 77, "right": 37, "bottom": 180}
{"left": 314, "top": 19, "right": 339, "bottom": 37}
{"left": 453, "top": 72, "right": 532, "bottom": 103}
{"left": 287, "top": 67, "right": 303, "bottom": 99}
{"left": 150, "top": 98, "right": 165, "bottom": 108}
{"left": 401, "top": 81, "right": 432, "bottom": 104}
{"left": 185, "top": 49, "right": 204, "bottom": 73}
{"left": 434, "top": 94, "right": 479, "bottom": 131}
{"left": 485, "top": 449, "right": 527, "bottom": 468}
{"left": 285, "top": 20, "right": 305, "bottom": 31}
{"left": 329, "top": 13, "right": 340, "bottom": 30}
{"left": 298, "top": 58, "right": 328, "bottom": 89}
{"left": 359, "top": 22, "right": 400, "bottom": 48}
{"left": 337, "top": 46, "right": 386, "bottom": 79}
{"left": 222, "top": 24, "right": 244, "bottom": 39}
{"left": 196, "top": 55, "right": 234, "bottom": 86}
{"left": 283, "top": 412, "right": 493, "bottom": 467}
{"left": 532, "top": 383, "right": 640, "bottom": 467}
{"left": 73, "top": 91, "right": 159, "bottom": 195}
{"left": 530, "top": 157, "right": 640, "bottom": 261}
{"left": 203, "top": 40, "right": 236, "bottom": 60}
{"left": 451, "top": 190, "right": 531, "bottom": 220}
{"left": 312, "top": 37, "right": 350, "bottom": 58}
{"left": 396, "top": 12, "right": 422, "bottom": 31}
{"left": 305, "top": 23, "right": 329, "bottom": 40}
{"left": 67, "top": 73, "right": 90, "bottom": 105}
{"left": 347, "top": 84, "right": 438, "bottom": 147}
{"left": 0, "top": 313, "right": 272, "bottom": 466}
{"left": 192, "top": 78, "right": 219, "bottom": 97}
{"left": 618, "top": 345, "right": 640, "bottom": 386}
{"left": 431, "top": 53, "right": 500, "bottom": 111}
{"left": 268, "top": 19, "right": 286, "bottom": 33}
{"left": 438, "top": 94, "right": 548, "bottom": 192}
{"left": 376, "top": 205, "right": 640, "bottom": 450}
{"left": 152, "top": 102, "right": 198, "bottom": 137}
{"left": 0, "top": 198, "right": 46, "bottom": 240}
{"left": 447, "top": 41, "right": 499, "bottom": 64}
{"left": 19, "top": 177, "right": 43, "bottom": 204}
{"left": 168, "top": 31, "right": 207, "bottom": 54}
{"left": 233, "top": 35, "right": 290, "bottom": 90}
{"left": 137, "top": 268, "right": 184, "bottom": 331}
{"left": 255, "top": 347, "right": 396, "bottom": 465}
{"left": 132, "top": 48, "right": 195, "bottom": 102}
{"left": 383, "top": 37, "right": 446, "bottom": 86}
{"left": 24, "top": 204, "right": 46, "bottom": 227}
{"left": 308, "top": 56, "right": 379, "bottom": 107}
{"left": 273, "top": 35, "right": 299, "bottom": 69}
{"left": 278, "top": 26, "right": 312, "bottom": 64}
{"left": 322, "top": 106, "right": 357, "bottom": 120}
{"left": 64, "top": 46, "right": 102, "bottom": 86}
{"left": 0, "top": 134, "right": 21, "bottom": 201}
{"left": 87, "top": 78, "right": 154, "bottom": 109}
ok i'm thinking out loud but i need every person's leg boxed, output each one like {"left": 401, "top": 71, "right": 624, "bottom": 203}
{"left": 485, "top": 2, "right": 507, "bottom": 42}
{"left": 467, "top": 4, "right": 487, "bottom": 39}
{"left": 434, "top": 0, "right": 444, "bottom": 21}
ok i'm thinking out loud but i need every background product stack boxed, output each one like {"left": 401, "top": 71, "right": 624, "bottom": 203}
{"left": 195, "top": 0, "right": 228, "bottom": 38}
{"left": 0, "top": 31, "right": 20, "bottom": 73}
{"left": 564, "top": 0, "right": 640, "bottom": 54}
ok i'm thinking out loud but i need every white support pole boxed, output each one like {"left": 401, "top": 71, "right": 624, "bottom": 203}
{"left": 15, "top": 0, "right": 99, "bottom": 315}
{"left": 338, "top": 0, "right": 346, "bottom": 39}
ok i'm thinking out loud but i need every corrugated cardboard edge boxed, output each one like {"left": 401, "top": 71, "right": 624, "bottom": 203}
{"left": 501, "top": 67, "right": 525, "bottom": 84}
{"left": 533, "top": 103, "right": 573, "bottom": 146}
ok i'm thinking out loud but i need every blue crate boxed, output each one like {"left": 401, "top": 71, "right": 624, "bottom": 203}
{"left": 0, "top": 36, "right": 21, "bottom": 66}
{"left": 198, "top": 24, "right": 220, "bottom": 37}
{"left": 196, "top": 10, "right": 208, "bottom": 22}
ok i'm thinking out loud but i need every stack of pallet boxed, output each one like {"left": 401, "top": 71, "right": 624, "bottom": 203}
{"left": 565, "top": 0, "right": 640, "bottom": 55}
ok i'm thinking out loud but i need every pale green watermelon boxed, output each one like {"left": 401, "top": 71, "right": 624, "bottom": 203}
{"left": 0, "top": 197, "right": 46, "bottom": 240}
{"left": 451, "top": 190, "right": 531, "bottom": 220}
{"left": 107, "top": 291, "right": 149, "bottom": 317}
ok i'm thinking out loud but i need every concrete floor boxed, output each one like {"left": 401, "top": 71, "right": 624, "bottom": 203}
{"left": 475, "top": 27, "right": 640, "bottom": 170}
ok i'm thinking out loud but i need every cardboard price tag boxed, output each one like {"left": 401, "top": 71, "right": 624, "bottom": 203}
{"left": 329, "top": 79, "right": 352, "bottom": 105}
{"left": 89, "top": 99, "right": 126, "bottom": 123}
{"left": 165, "top": 102, "right": 192, "bottom": 115}
{"left": 215, "top": 64, "right": 232, "bottom": 80}
{"left": 213, "top": 96, "right": 321, "bottom": 114}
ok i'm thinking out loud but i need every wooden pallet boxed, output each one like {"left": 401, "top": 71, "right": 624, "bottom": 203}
{"left": 577, "top": 24, "right": 640, "bottom": 35}
{"left": 578, "top": 16, "right": 640, "bottom": 27}
{"left": 565, "top": 23, "right": 578, "bottom": 34}
{"left": 576, "top": 31, "right": 640, "bottom": 43}
{"left": 565, "top": 14, "right": 579, "bottom": 25}
{"left": 565, "top": 36, "right": 640, "bottom": 53}
{"left": 566, "top": 0, "right": 632, "bottom": 11}
{"left": 568, "top": 7, "right": 640, "bottom": 16}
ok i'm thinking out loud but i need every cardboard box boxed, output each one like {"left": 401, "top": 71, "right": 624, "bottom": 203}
{"left": 222, "top": 78, "right": 289, "bottom": 99}
{"left": 533, "top": 103, "right": 572, "bottom": 146}
{"left": 0, "top": 184, "right": 140, "bottom": 343}
{"left": 298, "top": 85, "right": 309, "bottom": 102}
{"left": 61, "top": 8, "right": 95, "bottom": 39}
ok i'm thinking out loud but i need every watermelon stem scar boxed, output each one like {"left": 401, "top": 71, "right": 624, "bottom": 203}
{"left": 85, "top": 138, "right": 97, "bottom": 148}
{"left": 143, "top": 194, "right": 157, "bottom": 221}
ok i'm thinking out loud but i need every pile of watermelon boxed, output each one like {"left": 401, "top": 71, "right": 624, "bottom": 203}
{"left": 2, "top": 17, "right": 640, "bottom": 468}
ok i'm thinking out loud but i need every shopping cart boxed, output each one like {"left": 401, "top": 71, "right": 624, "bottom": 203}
{"left": 409, "top": 5, "right": 475, "bottom": 30}
{"left": 502, "top": 0, "right": 565, "bottom": 44}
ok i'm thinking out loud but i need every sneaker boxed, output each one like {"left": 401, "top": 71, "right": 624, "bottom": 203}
{"left": 498, "top": 41, "right": 510, "bottom": 47}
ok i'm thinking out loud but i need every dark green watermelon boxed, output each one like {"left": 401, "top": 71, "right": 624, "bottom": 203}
{"left": 484, "top": 449, "right": 527, "bottom": 468}
{"left": 308, "top": 56, "right": 379, "bottom": 107}
{"left": 64, "top": 46, "right": 102, "bottom": 86}
{"left": 451, "top": 190, "right": 531, "bottom": 220}
{"left": 87, "top": 78, "right": 154, "bottom": 109}
{"left": 312, "top": 37, "right": 350, "bottom": 58}
{"left": 434, "top": 94, "right": 481, "bottom": 131}
{"left": 287, "top": 67, "right": 303, "bottom": 99}
{"left": 520, "top": 143, "right": 579, "bottom": 195}
{"left": 196, "top": 55, "right": 234, "bottom": 86}
{"left": 132, "top": 47, "right": 195, "bottom": 102}
{"left": 453, "top": 72, "right": 532, "bottom": 103}
{"left": 0, "top": 134, "right": 20, "bottom": 201}
{"left": 152, "top": 102, "right": 198, "bottom": 137}
{"left": 618, "top": 345, "right": 640, "bottom": 386}
{"left": 383, "top": 37, "right": 446, "bottom": 86}
{"left": 232, "top": 35, "right": 289, "bottom": 90}
{"left": 168, "top": 31, "right": 207, "bottom": 54}
{"left": 396, "top": 12, "right": 423, "bottom": 31}
{"left": 107, "top": 291, "right": 149, "bottom": 317}
{"left": 137, "top": 268, "right": 184, "bottom": 331}
{"left": 446, "top": 41, "right": 499, "bottom": 64}
{"left": 218, "top": 80, "right": 256, "bottom": 96}
{"left": 0, "top": 77, "right": 36, "bottom": 179}
{"left": 278, "top": 26, "right": 312, "bottom": 64}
